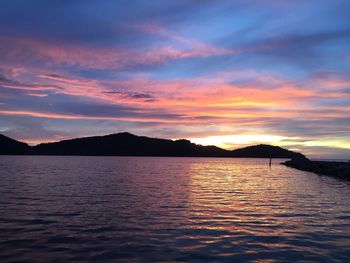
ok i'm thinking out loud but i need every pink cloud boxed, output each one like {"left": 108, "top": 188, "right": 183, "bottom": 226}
{"left": 0, "top": 35, "right": 235, "bottom": 70}
{"left": 2, "top": 67, "right": 349, "bottom": 135}
{"left": 27, "top": 93, "right": 48, "bottom": 97}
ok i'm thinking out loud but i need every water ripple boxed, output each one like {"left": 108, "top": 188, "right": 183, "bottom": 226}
{"left": 0, "top": 156, "right": 350, "bottom": 262}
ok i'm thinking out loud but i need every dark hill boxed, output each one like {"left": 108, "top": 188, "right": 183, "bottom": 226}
{"left": 32, "top": 132, "right": 229, "bottom": 157}
{"left": 230, "top": 144, "right": 306, "bottom": 158}
{"left": 1, "top": 132, "right": 304, "bottom": 158}
{"left": 0, "top": 134, "right": 30, "bottom": 155}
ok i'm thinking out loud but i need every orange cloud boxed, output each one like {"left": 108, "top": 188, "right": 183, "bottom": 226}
{"left": 4, "top": 69, "right": 349, "bottom": 123}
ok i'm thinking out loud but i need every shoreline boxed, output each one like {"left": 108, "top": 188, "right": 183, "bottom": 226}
{"left": 282, "top": 158, "right": 350, "bottom": 180}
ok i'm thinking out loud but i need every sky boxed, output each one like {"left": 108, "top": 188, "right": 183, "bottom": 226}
{"left": 0, "top": 0, "right": 349, "bottom": 158}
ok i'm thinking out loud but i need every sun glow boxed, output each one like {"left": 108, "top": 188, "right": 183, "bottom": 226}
{"left": 190, "top": 135, "right": 286, "bottom": 149}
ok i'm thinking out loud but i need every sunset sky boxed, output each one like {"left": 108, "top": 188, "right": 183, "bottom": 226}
{"left": 0, "top": 0, "right": 349, "bottom": 158}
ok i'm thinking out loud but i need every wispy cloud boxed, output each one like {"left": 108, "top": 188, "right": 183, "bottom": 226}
{"left": 0, "top": 0, "right": 349, "bottom": 157}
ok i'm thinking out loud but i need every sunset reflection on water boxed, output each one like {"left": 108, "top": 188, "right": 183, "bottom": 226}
{"left": 1, "top": 156, "right": 349, "bottom": 261}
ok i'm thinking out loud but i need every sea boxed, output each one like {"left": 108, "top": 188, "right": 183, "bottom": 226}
{"left": 0, "top": 156, "right": 349, "bottom": 262}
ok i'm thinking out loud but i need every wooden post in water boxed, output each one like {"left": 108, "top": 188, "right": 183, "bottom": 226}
{"left": 269, "top": 157, "right": 272, "bottom": 168}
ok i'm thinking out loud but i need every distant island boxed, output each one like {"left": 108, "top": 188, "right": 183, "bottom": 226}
{"left": 1, "top": 132, "right": 349, "bottom": 179}
{"left": 0, "top": 132, "right": 304, "bottom": 158}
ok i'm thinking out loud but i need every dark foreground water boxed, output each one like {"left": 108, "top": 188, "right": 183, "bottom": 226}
{"left": 0, "top": 156, "right": 350, "bottom": 262}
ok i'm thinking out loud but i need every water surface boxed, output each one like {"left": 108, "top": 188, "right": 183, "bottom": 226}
{"left": 1, "top": 156, "right": 350, "bottom": 262}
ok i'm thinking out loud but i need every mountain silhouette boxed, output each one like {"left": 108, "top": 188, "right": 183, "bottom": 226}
{"left": 32, "top": 132, "right": 229, "bottom": 157}
{"left": 0, "top": 134, "right": 31, "bottom": 155}
{"left": 0, "top": 132, "right": 305, "bottom": 158}
{"left": 230, "top": 144, "right": 305, "bottom": 158}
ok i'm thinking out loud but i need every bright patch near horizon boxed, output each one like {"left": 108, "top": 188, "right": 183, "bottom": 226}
{"left": 190, "top": 135, "right": 286, "bottom": 149}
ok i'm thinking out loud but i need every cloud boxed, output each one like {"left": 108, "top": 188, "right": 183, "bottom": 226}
{"left": 27, "top": 93, "right": 48, "bottom": 97}
{"left": 1, "top": 68, "right": 349, "bottom": 128}
{"left": 1, "top": 0, "right": 350, "bottom": 157}
{"left": 103, "top": 91, "right": 155, "bottom": 100}
{"left": 0, "top": 35, "right": 235, "bottom": 72}
{"left": 245, "top": 28, "right": 350, "bottom": 64}
{"left": 0, "top": 109, "right": 186, "bottom": 123}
